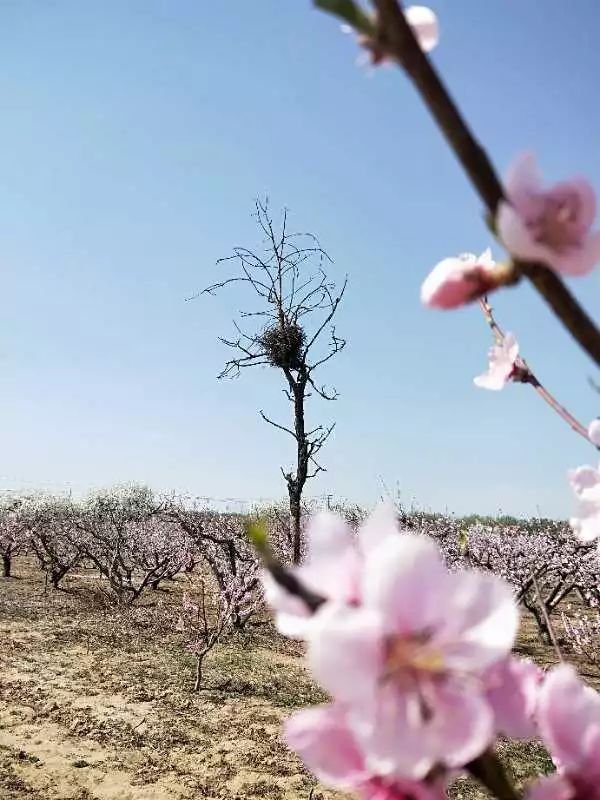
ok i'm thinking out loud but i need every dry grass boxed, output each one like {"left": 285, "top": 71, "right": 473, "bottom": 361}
{"left": 1, "top": 558, "right": 598, "bottom": 800}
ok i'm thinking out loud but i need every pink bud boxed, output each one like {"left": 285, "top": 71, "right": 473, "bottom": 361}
{"left": 421, "top": 249, "right": 498, "bottom": 309}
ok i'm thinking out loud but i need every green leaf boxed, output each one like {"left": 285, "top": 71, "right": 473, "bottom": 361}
{"left": 314, "top": 0, "right": 375, "bottom": 36}
{"left": 247, "top": 519, "right": 268, "bottom": 555}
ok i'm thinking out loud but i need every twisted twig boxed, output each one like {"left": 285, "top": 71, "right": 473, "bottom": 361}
{"left": 479, "top": 298, "right": 592, "bottom": 444}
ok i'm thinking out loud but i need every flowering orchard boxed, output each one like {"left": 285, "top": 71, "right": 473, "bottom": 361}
{"left": 4, "top": 488, "right": 597, "bottom": 692}
{"left": 249, "top": 2, "right": 600, "bottom": 799}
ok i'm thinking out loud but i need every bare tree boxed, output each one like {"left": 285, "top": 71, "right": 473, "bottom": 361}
{"left": 201, "top": 200, "right": 347, "bottom": 563}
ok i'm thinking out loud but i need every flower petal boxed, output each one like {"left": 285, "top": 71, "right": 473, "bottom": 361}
{"left": 504, "top": 152, "right": 541, "bottom": 207}
{"left": 358, "top": 503, "right": 400, "bottom": 555}
{"left": 298, "top": 545, "right": 363, "bottom": 605}
{"left": 526, "top": 775, "right": 574, "bottom": 800}
{"left": 559, "top": 177, "right": 597, "bottom": 232}
{"left": 353, "top": 680, "right": 493, "bottom": 777}
{"left": 284, "top": 704, "right": 368, "bottom": 788}
{"left": 305, "top": 512, "right": 353, "bottom": 561}
{"left": 497, "top": 201, "right": 547, "bottom": 263}
{"left": 503, "top": 332, "right": 519, "bottom": 362}
{"left": 570, "top": 494, "right": 600, "bottom": 543}
{"left": 588, "top": 419, "right": 600, "bottom": 448}
{"left": 307, "top": 604, "right": 384, "bottom": 704}
{"left": 485, "top": 657, "right": 541, "bottom": 739}
{"left": 556, "top": 229, "right": 600, "bottom": 276}
{"left": 362, "top": 533, "right": 449, "bottom": 635}
{"left": 582, "top": 723, "right": 600, "bottom": 783}
{"left": 478, "top": 247, "right": 495, "bottom": 269}
{"left": 350, "top": 683, "right": 435, "bottom": 779}
{"left": 428, "top": 682, "right": 494, "bottom": 768}
{"left": 474, "top": 334, "right": 519, "bottom": 392}
{"left": 262, "top": 569, "right": 311, "bottom": 639}
{"left": 440, "top": 571, "right": 518, "bottom": 670}
{"left": 568, "top": 464, "right": 600, "bottom": 497}
{"left": 537, "top": 664, "right": 600, "bottom": 771}
{"left": 473, "top": 370, "right": 509, "bottom": 391}
{"left": 404, "top": 5, "right": 439, "bottom": 52}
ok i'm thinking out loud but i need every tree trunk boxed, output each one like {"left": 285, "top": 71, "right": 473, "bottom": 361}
{"left": 289, "top": 372, "right": 308, "bottom": 565}
{"left": 524, "top": 598, "right": 550, "bottom": 644}
{"left": 193, "top": 654, "right": 203, "bottom": 692}
{"left": 51, "top": 568, "right": 63, "bottom": 589}
{"left": 290, "top": 497, "right": 302, "bottom": 564}
{"left": 226, "top": 540, "right": 237, "bottom": 576}
{"left": 2, "top": 553, "right": 11, "bottom": 578}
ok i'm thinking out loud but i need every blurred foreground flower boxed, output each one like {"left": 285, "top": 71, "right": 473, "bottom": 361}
{"left": 497, "top": 153, "right": 600, "bottom": 277}
{"left": 265, "top": 506, "right": 519, "bottom": 779}
{"left": 484, "top": 656, "right": 541, "bottom": 739}
{"left": 473, "top": 332, "right": 519, "bottom": 390}
{"left": 286, "top": 703, "right": 448, "bottom": 799}
{"left": 305, "top": 531, "right": 518, "bottom": 777}
{"left": 528, "top": 665, "right": 600, "bottom": 800}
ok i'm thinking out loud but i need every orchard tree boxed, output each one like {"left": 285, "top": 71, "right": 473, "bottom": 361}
{"left": 203, "top": 200, "right": 347, "bottom": 563}
{"left": 165, "top": 498, "right": 260, "bottom": 627}
{"left": 28, "top": 494, "right": 82, "bottom": 589}
{"left": 77, "top": 484, "right": 185, "bottom": 604}
{"left": 0, "top": 495, "right": 30, "bottom": 578}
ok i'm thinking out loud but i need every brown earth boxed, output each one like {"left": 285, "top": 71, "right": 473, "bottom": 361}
{"left": 1, "top": 558, "right": 597, "bottom": 800}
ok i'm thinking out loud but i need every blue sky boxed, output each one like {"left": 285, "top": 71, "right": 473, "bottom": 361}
{"left": 1, "top": 1, "right": 598, "bottom": 517}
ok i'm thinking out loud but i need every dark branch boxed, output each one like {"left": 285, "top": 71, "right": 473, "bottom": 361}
{"left": 367, "top": 0, "right": 600, "bottom": 366}
{"left": 259, "top": 410, "right": 297, "bottom": 439}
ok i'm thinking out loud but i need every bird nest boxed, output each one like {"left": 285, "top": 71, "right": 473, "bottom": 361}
{"left": 260, "top": 322, "right": 305, "bottom": 369}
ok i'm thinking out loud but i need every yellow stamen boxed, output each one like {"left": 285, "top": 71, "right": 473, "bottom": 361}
{"left": 384, "top": 636, "right": 445, "bottom": 677}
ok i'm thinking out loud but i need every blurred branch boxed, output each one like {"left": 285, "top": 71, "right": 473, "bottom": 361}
{"left": 315, "top": 0, "right": 600, "bottom": 366}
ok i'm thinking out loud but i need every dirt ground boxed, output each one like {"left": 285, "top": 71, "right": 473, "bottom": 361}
{"left": 1, "top": 559, "right": 597, "bottom": 800}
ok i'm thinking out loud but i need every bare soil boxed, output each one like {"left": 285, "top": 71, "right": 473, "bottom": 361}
{"left": 1, "top": 558, "right": 597, "bottom": 800}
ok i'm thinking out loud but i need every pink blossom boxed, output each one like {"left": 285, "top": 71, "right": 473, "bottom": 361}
{"left": 404, "top": 6, "right": 439, "bottom": 53}
{"left": 568, "top": 463, "right": 600, "bottom": 544}
{"left": 588, "top": 419, "right": 600, "bottom": 448}
{"left": 473, "top": 332, "right": 519, "bottom": 391}
{"left": 305, "top": 524, "right": 519, "bottom": 778}
{"left": 528, "top": 665, "right": 600, "bottom": 800}
{"left": 497, "top": 153, "right": 600, "bottom": 276}
{"left": 350, "top": 5, "right": 439, "bottom": 65}
{"left": 420, "top": 249, "right": 498, "bottom": 309}
{"left": 528, "top": 775, "right": 576, "bottom": 800}
{"left": 263, "top": 505, "right": 396, "bottom": 638}
{"left": 562, "top": 610, "right": 600, "bottom": 668}
{"left": 484, "top": 656, "right": 541, "bottom": 739}
{"left": 285, "top": 703, "right": 447, "bottom": 800}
